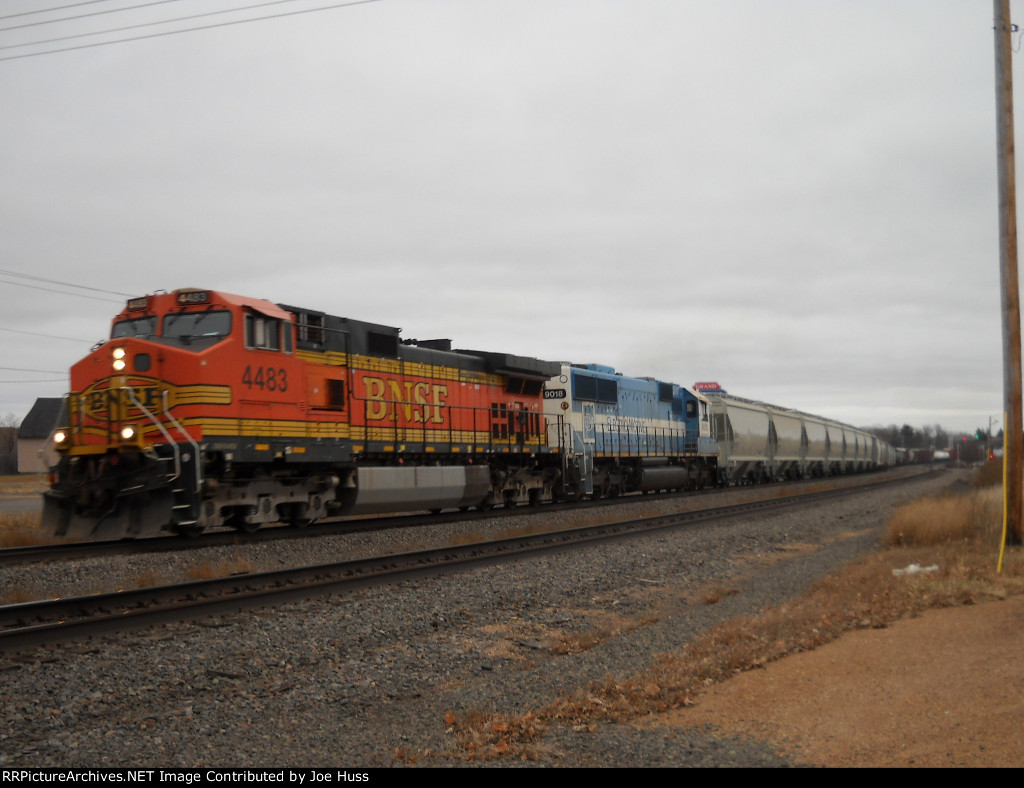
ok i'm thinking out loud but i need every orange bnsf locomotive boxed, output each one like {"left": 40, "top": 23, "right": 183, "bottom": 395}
{"left": 44, "top": 288, "right": 717, "bottom": 539}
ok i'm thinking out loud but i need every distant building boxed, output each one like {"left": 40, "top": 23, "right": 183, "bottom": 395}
{"left": 17, "top": 398, "right": 64, "bottom": 473}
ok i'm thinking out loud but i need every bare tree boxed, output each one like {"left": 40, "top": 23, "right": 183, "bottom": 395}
{"left": 0, "top": 413, "right": 19, "bottom": 475}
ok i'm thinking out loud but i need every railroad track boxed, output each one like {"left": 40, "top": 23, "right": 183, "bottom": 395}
{"left": 0, "top": 465, "right": 936, "bottom": 567}
{"left": 0, "top": 467, "right": 941, "bottom": 653}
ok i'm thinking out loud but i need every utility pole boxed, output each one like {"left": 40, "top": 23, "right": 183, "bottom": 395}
{"left": 994, "top": 0, "right": 1023, "bottom": 546}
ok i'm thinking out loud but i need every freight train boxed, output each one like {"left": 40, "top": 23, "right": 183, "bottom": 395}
{"left": 41, "top": 288, "right": 891, "bottom": 540}
{"left": 695, "top": 385, "right": 897, "bottom": 484}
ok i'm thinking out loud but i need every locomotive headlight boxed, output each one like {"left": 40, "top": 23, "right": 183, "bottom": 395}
{"left": 120, "top": 425, "right": 137, "bottom": 441}
{"left": 112, "top": 347, "right": 127, "bottom": 371}
{"left": 53, "top": 430, "right": 67, "bottom": 445}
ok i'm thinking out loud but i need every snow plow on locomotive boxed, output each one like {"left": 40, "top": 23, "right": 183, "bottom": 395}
{"left": 42, "top": 288, "right": 720, "bottom": 540}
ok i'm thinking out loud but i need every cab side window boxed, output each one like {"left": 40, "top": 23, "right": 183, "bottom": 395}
{"left": 246, "top": 314, "right": 291, "bottom": 352}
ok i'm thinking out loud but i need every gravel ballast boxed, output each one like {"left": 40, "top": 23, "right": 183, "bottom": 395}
{"left": 0, "top": 469, "right": 960, "bottom": 767}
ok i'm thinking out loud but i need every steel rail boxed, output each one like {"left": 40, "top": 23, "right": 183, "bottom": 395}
{"left": 0, "top": 466, "right": 935, "bottom": 567}
{"left": 0, "top": 468, "right": 940, "bottom": 654}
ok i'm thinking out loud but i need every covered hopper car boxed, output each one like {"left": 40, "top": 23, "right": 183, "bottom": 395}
{"left": 702, "top": 388, "right": 893, "bottom": 484}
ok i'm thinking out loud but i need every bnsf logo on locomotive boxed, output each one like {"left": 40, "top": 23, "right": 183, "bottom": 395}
{"left": 79, "top": 377, "right": 231, "bottom": 419}
{"left": 361, "top": 376, "right": 449, "bottom": 423}
{"left": 80, "top": 379, "right": 163, "bottom": 419}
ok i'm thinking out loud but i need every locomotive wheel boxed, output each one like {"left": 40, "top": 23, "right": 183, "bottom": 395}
{"left": 175, "top": 523, "right": 203, "bottom": 538}
{"left": 226, "top": 509, "right": 260, "bottom": 534}
{"left": 288, "top": 505, "right": 312, "bottom": 529}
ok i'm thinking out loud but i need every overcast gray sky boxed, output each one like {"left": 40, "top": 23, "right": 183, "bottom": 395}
{"left": 0, "top": 0, "right": 1019, "bottom": 436}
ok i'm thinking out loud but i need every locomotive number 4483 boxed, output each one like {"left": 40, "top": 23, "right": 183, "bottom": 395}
{"left": 242, "top": 365, "right": 289, "bottom": 392}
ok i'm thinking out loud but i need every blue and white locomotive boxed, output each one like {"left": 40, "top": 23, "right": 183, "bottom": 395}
{"left": 536, "top": 368, "right": 895, "bottom": 499}
{"left": 541, "top": 363, "right": 718, "bottom": 498}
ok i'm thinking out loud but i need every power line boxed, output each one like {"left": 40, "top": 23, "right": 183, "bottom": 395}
{"left": 0, "top": 326, "right": 88, "bottom": 343}
{"left": 0, "top": 0, "right": 381, "bottom": 61}
{"left": 1, "top": 0, "right": 262, "bottom": 52}
{"left": 0, "top": 366, "right": 66, "bottom": 375}
{"left": 0, "top": 0, "right": 185, "bottom": 34}
{"left": 0, "top": 379, "right": 66, "bottom": 384}
{"left": 0, "top": 268, "right": 133, "bottom": 298}
{"left": 0, "top": 1, "right": 119, "bottom": 23}
{"left": 0, "top": 278, "right": 124, "bottom": 304}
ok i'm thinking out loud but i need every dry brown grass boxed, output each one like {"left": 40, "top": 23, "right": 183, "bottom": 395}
{"left": 0, "top": 474, "right": 46, "bottom": 497}
{"left": 439, "top": 480, "right": 1024, "bottom": 761}
{"left": 973, "top": 458, "right": 1005, "bottom": 489}
{"left": 551, "top": 627, "right": 618, "bottom": 656}
{"left": 437, "top": 709, "right": 546, "bottom": 762}
{"left": 0, "top": 475, "right": 52, "bottom": 547}
{"left": 540, "top": 533, "right": 1023, "bottom": 731}
{"left": 885, "top": 487, "right": 1002, "bottom": 547}
{"left": 0, "top": 511, "right": 53, "bottom": 547}
{"left": 395, "top": 708, "right": 548, "bottom": 764}
{"left": 551, "top": 615, "right": 658, "bottom": 656}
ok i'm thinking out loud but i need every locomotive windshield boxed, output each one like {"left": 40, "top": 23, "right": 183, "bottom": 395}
{"left": 163, "top": 311, "right": 232, "bottom": 346}
{"left": 112, "top": 316, "right": 157, "bottom": 339}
